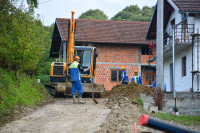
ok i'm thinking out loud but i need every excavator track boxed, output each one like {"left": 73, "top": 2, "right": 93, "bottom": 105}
{"left": 45, "top": 82, "right": 104, "bottom": 98}
{"left": 45, "top": 83, "right": 64, "bottom": 97}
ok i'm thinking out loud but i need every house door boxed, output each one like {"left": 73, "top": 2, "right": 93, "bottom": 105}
{"left": 142, "top": 68, "right": 156, "bottom": 85}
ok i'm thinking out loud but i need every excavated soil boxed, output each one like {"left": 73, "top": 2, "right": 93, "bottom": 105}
{"left": 102, "top": 82, "right": 156, "bottom": 102}
{"left": 95, "top": 82, "right": 158, "bottom": 133}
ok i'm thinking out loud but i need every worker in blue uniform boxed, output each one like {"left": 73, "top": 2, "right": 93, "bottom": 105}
{"left": 152, "top": 81, "right": 156, "bottom": 88}
{"left": 131, "top": 70, "right": 142, "bottom": 85}
{"left": 151, "top": 81, "right": 166, "bottom": 92}
{"left": 121, "top": 66, "right": 129, "bottom": 85}
{"left": 69, "top": 56, "right": 90, "bottom": 104}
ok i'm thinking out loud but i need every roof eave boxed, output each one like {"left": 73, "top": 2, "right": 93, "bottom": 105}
{"left": 76, "top": 41, "right": 150, "bottom": 46}
{"left": 55, "top": 19, "right": 64, "bottom": 42}
{"left": 146, "top": 0, "right": 175, "bottom": 40}
{"left": 146, "top": 2, "right": 157, "bottom": 40}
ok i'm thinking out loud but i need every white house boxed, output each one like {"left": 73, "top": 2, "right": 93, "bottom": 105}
{"left": 146, "top": 0, "right": 200, "bottom": 92}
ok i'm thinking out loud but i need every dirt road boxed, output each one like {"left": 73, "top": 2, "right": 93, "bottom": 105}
{"left": 0, "top": 97, "right": 158, "bottom": 133}
{"left": 0, "top": 98, "right": 111, "bottom": 133}
{"left": 1, "top": 83, "right": 199, "bottom": 133}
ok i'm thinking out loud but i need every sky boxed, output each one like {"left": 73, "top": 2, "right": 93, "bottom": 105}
{"left": 35, "top": 0, "right": 157, "bottom": 26}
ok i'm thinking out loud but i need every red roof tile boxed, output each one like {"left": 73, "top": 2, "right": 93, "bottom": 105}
{"left": 172, "top": 0, "right": 200, "bottom": 12}
{"left": 56, "top": 18, "right": 151, "bottom": 44}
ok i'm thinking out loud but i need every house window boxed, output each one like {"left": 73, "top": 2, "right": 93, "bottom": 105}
{"left": 141, "top": 47, "right": 150, "bottom": 55}
{"left": 111, "top": 69, "right": 121, "bottom": 81}
{"left": 182, "top": 56, "right": 186, "bottom": 77}
{"left": 146, "top": 74, "right": 148, "bottom": 81}
{"left": 149, "top": 80, "right": 151, "bottom": 85}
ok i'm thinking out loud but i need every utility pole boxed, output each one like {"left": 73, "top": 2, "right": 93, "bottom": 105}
{"left": 156, "top": 0, "right": 164, "bottom": 91}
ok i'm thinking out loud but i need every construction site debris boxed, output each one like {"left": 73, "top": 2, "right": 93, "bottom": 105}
{"left": 95, "top": 83, "right": 157, "bottom": 133}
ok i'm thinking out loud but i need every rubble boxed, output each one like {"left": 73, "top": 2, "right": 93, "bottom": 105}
{"left": 96, "top": 82, "right": 157, "bottom": 133}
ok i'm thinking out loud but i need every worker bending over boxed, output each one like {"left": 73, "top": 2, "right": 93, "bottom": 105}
{"left": 131, "top": 70, "right": 142, "bottom": 85}
{"left": 69, "top": 56, "right": 90, "bottom": 104}
{"left": 121, "top": 66, "right": 129, "bottom": 85}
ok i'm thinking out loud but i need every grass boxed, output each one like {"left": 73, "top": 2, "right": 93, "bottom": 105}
{"left": 132, "top": 97, "right": 143, "bottom": 106}
{"left": 150, "top": 112, "right": 200, "bottom": 126}
{"left": 0, "top": 68, "right": 50, "bottom": 117}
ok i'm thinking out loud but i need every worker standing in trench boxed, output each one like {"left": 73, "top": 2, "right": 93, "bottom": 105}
{"left": 131, "top": 70, "right": 142, "bottom": 85}
{"left": 69, "top": 56, "right": 91, "bottom": 104}
{"left": 121, "top": 66, "right": 129, "bottom": 85}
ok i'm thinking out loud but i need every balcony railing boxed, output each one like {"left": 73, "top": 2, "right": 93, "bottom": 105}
{"left": 149, "top": 24, "right": 194, "bottom": 61}
{"left": 163, "top": 24, "right": 194, "bottom": 52}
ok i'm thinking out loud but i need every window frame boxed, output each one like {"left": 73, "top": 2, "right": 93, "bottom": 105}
{"left": 141, "top": 47, "right": 150, "bottom": 55}
{"left": 110, "top": 69, "right": 121, "bottom": 82}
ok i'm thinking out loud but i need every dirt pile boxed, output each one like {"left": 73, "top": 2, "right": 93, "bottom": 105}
{"left": 95, "top": 83, "right": 158, "bottom": 133}
{"left": 102, "top": 82, "right": 156, "bottom": 103}
{"left": 95, "top": 97, "right": 154, "bottom": 133}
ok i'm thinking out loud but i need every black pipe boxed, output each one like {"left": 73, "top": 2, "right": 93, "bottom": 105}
{"left": 139, "top": 114, "right": 200, "bottom": 133}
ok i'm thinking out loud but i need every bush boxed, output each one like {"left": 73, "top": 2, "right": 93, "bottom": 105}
{"left": 153, "top": 87, "right": 165, "bottom": 110}
{"left": 0, "top": 68, "right": 49, "bottom": 116}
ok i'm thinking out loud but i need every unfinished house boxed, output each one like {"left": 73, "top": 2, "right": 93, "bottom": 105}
{"left": 146, "top": 0, "right": 200, "bottom": 93}
{"left": 50, "top": 19, "right": 155, "bottom": 90}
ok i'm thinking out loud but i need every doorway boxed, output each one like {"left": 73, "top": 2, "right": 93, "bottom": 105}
{"left": 141, "top": 66, "right": 156, "bottom": 85}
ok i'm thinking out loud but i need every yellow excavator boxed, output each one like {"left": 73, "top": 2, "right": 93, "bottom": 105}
{"left": 45, "top": 11, "right": 104, "bottom": 97}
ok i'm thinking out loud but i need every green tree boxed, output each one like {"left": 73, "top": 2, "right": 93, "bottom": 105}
{"left": 78, "top": 9, "right": 108, "bottom": 20}
{"left": 0, "top": 0, "right": 51, "bottom": 81}
{"left": 35, "top": 23, "right": 54, "bottom": 85}
{"left": 26, "top": 0, "right": 38, "bottom": 8}
{"left": 111, "top": 5, "right": 155, "bottom": 22}
{"left": 47, "top": 23, "right": 55, "bottom": 39}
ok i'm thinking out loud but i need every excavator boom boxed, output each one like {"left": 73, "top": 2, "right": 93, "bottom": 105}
{"left": 67, "top": 11, "right": 75, "bottom": 69}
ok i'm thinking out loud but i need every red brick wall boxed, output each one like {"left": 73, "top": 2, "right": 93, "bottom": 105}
{"left": 97, "top": 44, "right": 139, "bottom": 63}
{"left": 95, "top": 44, "right": 152, "bottom": 90}
{"left": 141, "top": 55, "right": 149, "bottom": 64}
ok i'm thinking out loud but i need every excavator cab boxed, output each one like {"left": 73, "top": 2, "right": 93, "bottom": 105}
{"left": 49, "top": 46, "right": 98, "bottom": 83}
{"left": 74, "top": 46, "right": 98, "bottom": 83}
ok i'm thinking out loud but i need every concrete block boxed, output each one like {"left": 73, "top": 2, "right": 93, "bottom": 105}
{"left": 148, "top": 105, "right": 158, "bottom": 113}
{"left": 140, "top": 93, "right": 146, "bottom": 99}
{"left": 143, "top": 103, "right": 150, "bottom": 111}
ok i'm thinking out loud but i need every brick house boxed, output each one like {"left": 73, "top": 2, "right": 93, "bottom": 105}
{"left": 147, "top": 0, "right": 200, "bottom": 92}
{"left": 50, "top": 19, "right": 156, "bottom": 90}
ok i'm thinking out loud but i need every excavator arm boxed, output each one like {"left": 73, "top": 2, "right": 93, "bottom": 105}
{"left": 66, "top": 11, "right": 75, "bottom": 69}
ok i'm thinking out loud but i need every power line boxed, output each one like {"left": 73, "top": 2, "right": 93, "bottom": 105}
{"left": 39, "top": 0, "right": 53, "bottom": 5}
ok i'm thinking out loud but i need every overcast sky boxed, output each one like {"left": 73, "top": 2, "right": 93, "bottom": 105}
{"left": 35, "top": 0, "right": 157, "bottom": 26}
